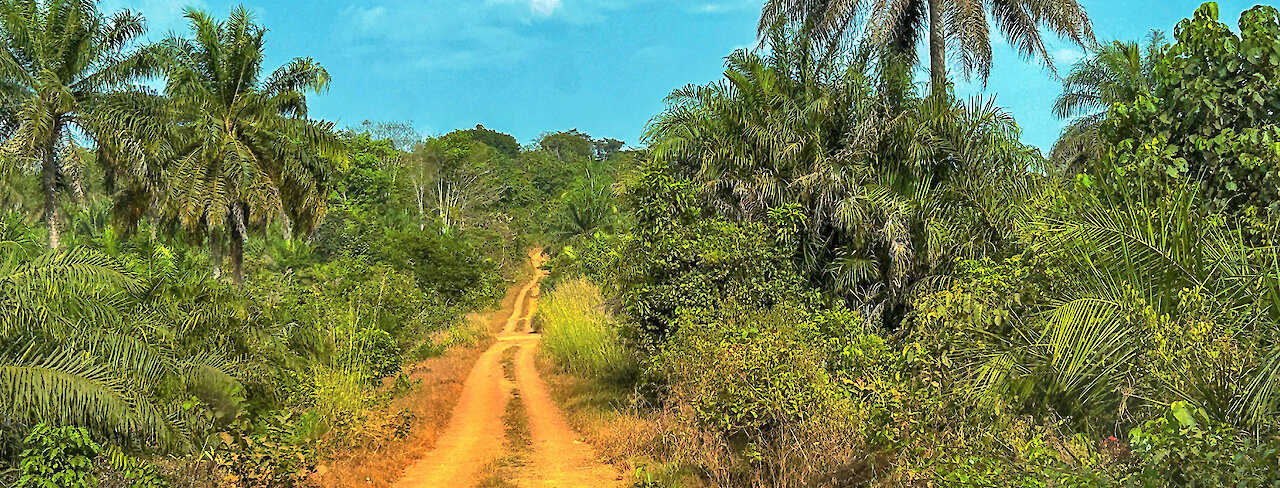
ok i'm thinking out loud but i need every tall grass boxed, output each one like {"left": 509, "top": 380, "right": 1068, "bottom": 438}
{"left": 536, "top": 278, "right": 634, "bottom": 380}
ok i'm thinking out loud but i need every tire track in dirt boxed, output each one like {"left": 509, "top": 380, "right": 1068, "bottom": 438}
{"left": 393, "top": 250, "right": 622, "bottom": 488}
{"left": 511, "top": 342, "right": 626, "bottom": 488}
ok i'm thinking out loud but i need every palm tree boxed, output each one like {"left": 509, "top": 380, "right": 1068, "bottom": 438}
{"left": 645, "top": 33, "right": 1041, "bottom": 329}
{"left": 0, "top": 0, "right": 164, "bottom": 249}
{"left": 1051, "top": 32, "right": 1167, "bottom": 174}
{"left": 548, "top": 182, "right": 616, "bottom": 250}
{"left": 760, "top": 0, "right": 1095, "bottom": 96}
{"left": 958, "top": 182, "right": 1280, "bottom": 431}
{"left": 0, "top": 224, "right": 183, "bottom": 450}
{"left": 160, "top": 6, "right": 339, "bottom": 285}
{"left": 0, "top": 217, "right": 266, "bottom": 452}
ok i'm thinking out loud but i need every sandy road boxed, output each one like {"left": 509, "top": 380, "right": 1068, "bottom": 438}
{"left": 393, "top": 251, "right": 623, "bottom": 488}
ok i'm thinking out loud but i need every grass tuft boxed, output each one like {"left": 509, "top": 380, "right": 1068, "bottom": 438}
{"left": 535, "top": 278, "right": 635, "bottom": 380}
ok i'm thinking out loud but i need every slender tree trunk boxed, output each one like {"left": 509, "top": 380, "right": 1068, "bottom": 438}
{"left": 281, "top": 211, "right": 293, "bottom": 241}
{"left": 42, "top": 148, "right": 60, "bottom": 249}
{"left": 211, "top": 228, "right": 223, "bottom": 279}
{"left": 415, "top": 186, "right": 426, "bottom": 231}
{"left": 230, "top": 204, "right": 247, "bottom": 286}
{"left": 928, "top": 0, "right": 946, "bottom": 97}
{"left": 230, "top": 230, "right": 244, "bottom": 286}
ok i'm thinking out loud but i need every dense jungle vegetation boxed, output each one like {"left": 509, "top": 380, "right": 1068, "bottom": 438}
{"left": 1, "top": 0, "right": 1279, "bottom": 486}
{"left": 0, "top": 2, "right": 634, "bottom": 485}
{"left": 536, "top": 1, "right": 1280, "bottom": 487}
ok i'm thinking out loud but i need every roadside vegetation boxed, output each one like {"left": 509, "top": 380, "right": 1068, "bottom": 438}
{"left": 0, "top": 2, "right": 632, "bottom": 485}
{"left": 540, "top": 2, "right": 1280, "bottom": 487}
{"left": 3, "top": 0, "right": 1279, "bottom": 486}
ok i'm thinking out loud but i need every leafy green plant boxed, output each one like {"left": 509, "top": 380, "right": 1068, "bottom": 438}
{"left": 214, "top": 413, "right": 316, "bottom": 488}
{"left": 95, "top": 446, "right": 170, "bottom": 488}
{"left": 1103, "top": 3, "right": 1280, "bottom": 220}
{"left": 1124, "top": 402, "right": 1280, "bottom": 487}
{"left": 17, "top": 424, "right": 101, "bottom": 488}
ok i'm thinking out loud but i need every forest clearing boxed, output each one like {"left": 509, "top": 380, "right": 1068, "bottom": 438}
{"left": 2, "top": 0, "right": 1280, "bottom": 487}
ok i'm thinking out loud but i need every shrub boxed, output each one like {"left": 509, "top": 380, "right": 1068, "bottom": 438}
{"left": 312, "top": 366, "right": 371, "bottom": 423}
{"left": 16, "top": 424, "right": 101, "bottom": 488}
{"left": 214, "top": 413, "right": 316, "bottom": 488}
{"left": 647, "top": 303, "right": 863, "bottom": 487}
{"left": 537, "top": 278, "right": 635, "bottom": 380}
{"left": 651, "top": 303, "right": 850, "bottom": 435}
{"left": 95, "top": 446, "right": 170, "bottom": 488}
{"left": 1122, "top": 402, "right": 1280, "bottom": 487}
{"left": 340, "top": 326, "right": 402, "bottom": 382}
{"left": 373, "top": 228, "right": 503, "bottom": 306}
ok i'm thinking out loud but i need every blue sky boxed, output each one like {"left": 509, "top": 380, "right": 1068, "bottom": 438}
{"left": 103, "top": 0, "right": 1265, "bottom": 153}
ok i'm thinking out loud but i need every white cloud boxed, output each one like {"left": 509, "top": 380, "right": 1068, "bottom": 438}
{"left": 351, "top": 5, "right": 387, "bottom": 30}
{"left": 530, "top": 0, "right": 563, "bottom": 16}
{"left": 335, "top": 0, "right": 730, "bottom": 73}
{"left": 1053, "top": 48, "right": 1085, "bottom": 67}
{"left": 337, "top": 2, "right": 547, "bottom": 71}
{"left": 690, "top": 1, "right": 757, "bottom": 15}
{"left": 488, "top": 0, "right": 563, "bottom": 17}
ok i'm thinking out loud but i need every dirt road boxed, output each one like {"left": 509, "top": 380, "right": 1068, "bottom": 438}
{"left": 393, "top": 251, "right": 624, "bottom": 488}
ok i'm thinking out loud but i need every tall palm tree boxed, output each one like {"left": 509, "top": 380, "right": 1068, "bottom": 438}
{"left": 0, "top": 0, "right": 164, "bottom": 249}
{"left": 1051, "top": 32, "right": 1166, "bottom": 174}
{"left": 645, "top": 33, "right": 1041, "bottom": 328}
{"left": 160, "top": 6, "right": 339, "bottom": 285}
{"left": 760, "top": 0, "right": 1096, "bottom": 96}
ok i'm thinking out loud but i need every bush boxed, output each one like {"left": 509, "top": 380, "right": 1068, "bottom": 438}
{"left": 214, "top": 413, "right": 316, "bottom": 488}
{"left": 340, "top": 326, "right": 402, "bottom": 382}
{"left": 373, "top": 228, "right": 503, "bottom": 306}
{"left": 536, "top": 278, "right": 635, "bottom": 381}
{"left": 647, "top": 303, "right": 864, "bottom": 487}
{"left": 651, "top": 303, "right": 850, "bottom": 435}
{"left": 1122, "top": 402, "right": 1280, "bottom": 487}
{"left": 16, "top": 424, "right": 101, "bottom": 488}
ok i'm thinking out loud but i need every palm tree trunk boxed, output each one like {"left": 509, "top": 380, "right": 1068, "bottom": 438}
{"left": 928, "top": 0, "right": 946, "bottom": 97}
{"left": 230, "top": 205, "right": 247, "bottom": 286}
{"left": 211, "top": 228, "right": 223, "bottom": 279}
{"left": 41, "top": 148, "right": 61, "bottom": 249}
{"left": 230, "top": 230, "right": 244, "bottom": 286}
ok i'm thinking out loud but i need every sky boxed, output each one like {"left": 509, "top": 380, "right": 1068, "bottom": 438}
{"left": 102, "top": 0, "right": 1267, "bottom": 154}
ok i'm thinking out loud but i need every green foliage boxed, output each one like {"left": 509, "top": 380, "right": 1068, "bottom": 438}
{"left": 536, "top": 279, "right": 635, "bottom": 381}
{"left": 459, "top": 125, "right": 521, "bottom": 158}
{"left": 617, "top": 215, "right": 808, "bottom": 344}
{"left": 334, "top": 133, "right": 399, "bottom": 208}
{"left": 1103, "top": 3, "right": 1280, "bottom": 220}
{"left": 133, "top": 6, "right": 339, "bottom": 285}
{"left": 373, "top": 228, "right": 503, "bottom": 306}
{"left": 1052, "top": 32, "right": 1167, "bottom": 172}
{"left": 651, "top": 303, "right": 850, "bottom": 434}
{"left": 759, "top": 0, "right": 1094, "bottom": 88}
{"left": 96, "top": 446, "right": 170, "bottom": 488}
{"left": 214, "top": 413, "right": 316, "bottom": 488}
{"left": 538, "top": 129, "right": 595, "bottom": 162}
{"left": 348, "top": 327, "right": 402, "bottom": 382}
{"left": 544, "top": 229, "right": 626, "bottom": 288}
{"left": 17, "top": 424, "right": 101, "bottom": 488}
{"left": 0, "top": 0, "right": 164, "bottom": 249}
{"left": 644, "top": 36, "right": 1044, "bottom": 331}
{"left": 1124, "top": 402, "right": 1280, "bottom": 487}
